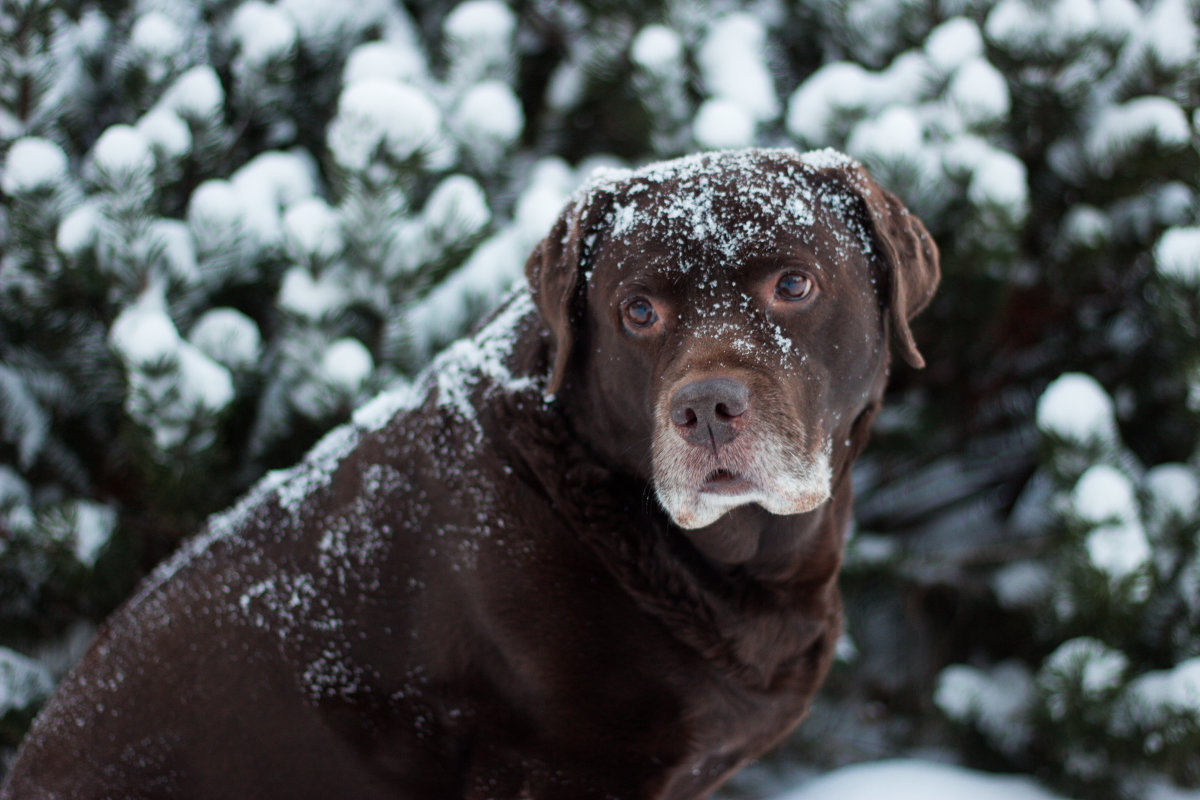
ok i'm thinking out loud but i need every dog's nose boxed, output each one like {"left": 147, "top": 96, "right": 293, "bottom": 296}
{"left": 669, "top": 377, "right": 750, "bottom": 449}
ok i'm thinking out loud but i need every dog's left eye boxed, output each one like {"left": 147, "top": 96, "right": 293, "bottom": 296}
{"left": 775, "top": 272, "right": 815, "bottom": 302}
{"left": 622, "top": 297, "right": 658, "bottom": 329}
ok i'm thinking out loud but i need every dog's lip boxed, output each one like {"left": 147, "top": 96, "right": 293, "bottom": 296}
{"left": 699, "top": 468, "right": 755, "bottom": 495}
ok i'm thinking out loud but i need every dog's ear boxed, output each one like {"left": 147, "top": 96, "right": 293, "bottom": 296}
{"left": 834, "top": 165, "right": 940, "bottom": 369}
{"left": 524, "top": 190, "right": 613, "bottom": 397}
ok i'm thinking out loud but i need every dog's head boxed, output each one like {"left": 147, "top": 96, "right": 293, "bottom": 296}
{"left": 526, "top": 149, "right": 938, "bottom": 531}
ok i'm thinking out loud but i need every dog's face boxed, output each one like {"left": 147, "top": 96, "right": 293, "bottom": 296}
{"left": 527, "top": 149, "right": 938, "bottom": 532}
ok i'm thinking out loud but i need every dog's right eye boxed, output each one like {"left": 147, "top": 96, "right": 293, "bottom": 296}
{"left": 622, "top": 297, "right": 658, "bottom": 330}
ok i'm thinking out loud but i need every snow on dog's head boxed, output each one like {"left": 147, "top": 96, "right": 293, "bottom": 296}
{"left": 526, "top": 148, "right": 939, "bottom": 534}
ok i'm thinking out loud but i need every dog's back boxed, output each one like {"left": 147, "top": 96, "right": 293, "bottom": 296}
{"left": 2, "top": 294, "right": 557, "bottom": 798}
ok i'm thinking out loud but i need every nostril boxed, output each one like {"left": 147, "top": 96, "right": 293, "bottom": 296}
{"left": 671, "top": 404, "right": 698, "bottom": 427}
{"left": 714, "top": 402, "right": 743, "bottom": 421}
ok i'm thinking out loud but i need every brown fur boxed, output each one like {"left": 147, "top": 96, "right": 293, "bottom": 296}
{"left": 2, "top": 149, "right": 937, "bottom": 799}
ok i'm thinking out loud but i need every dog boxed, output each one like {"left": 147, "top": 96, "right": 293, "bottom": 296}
{"left": 1, "top": 148, "right": 937, "bottom": 799}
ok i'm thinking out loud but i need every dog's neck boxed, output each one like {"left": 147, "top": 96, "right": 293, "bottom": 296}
{"left": 683, "top": 500, "right": 845, "bottom": 581}
{"left": 494, "top": 400, "right": 845, "bottom": 692}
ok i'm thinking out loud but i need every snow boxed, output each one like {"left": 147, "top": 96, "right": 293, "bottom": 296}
{"left": 1141, "top": 0, "right": 1197, "bottom": 71}
{"left": 235, "top": 151, "right": 317, "bottom": 209}
{"left": 157, "top": 65, "right": 224, "bottom": 121}
{"left": 136, "top": 108, "right": 192, "bottom": 162}
{"left": 1120, "top": 657, "right": 1200, "bottom": 730}
{"left": 70, "top": 500, "right": 117, "bottom": 567}
{"left": 267, "top": 420, "right": 361, "bottom": 515}
{"left": 109, "top": 287, "right": 235, "bottom": 443}
{"left": 1085, "top": 97, "right": 1190, "bottom": 175}
{"left": 423, "top": 174, "right": 490, "bottom": 244}
{"left": 129, "top": 12, "right": 181, "bottom": 55}
{"left": 1040, "top": 637, "right": 1128, "bottom": 720}
{"left": 1155, "top": 226, "right": 1200, "bottom": 283}
{"left": 631, "top": 25, "right": 683, "bottom": 75}
{"left": 56, "top": 200, "right": 102, "bottom": 257}
{"left": 352, "top": 379, "right": 419, "bottom": 432}
{"left": 1143, "top": 463, "right": 1200, "bottom": 519}
{"left": 327, "top": 79, "right": 446, "bottom": 172}
{"left": 925, "top": 17, "right": 984, "bottom": 72}
{"left": 771, "top": 760, "right": 1064, "bottom": 800}
{"left": 1085, "top": 518, "right": 1152, "bottom": 588}
{"left": 443, "top": 0, "right": 515, "bottom": 81}
{"left": 229, "top": 150, "right": 319, "bottom": 246}
{"left": 801, "top": 147, "right": 859, "bottom": 171}
{"left": 283, "top": 197, "right": 343, "bottom": 262}
{"left": 514, "top": 158, "right": 576, "bottom": 245}
{"left": 967, "top": 150, "right": 1028, "bottom": 218}
{"left": 147, "top": 218, "right": 199, "bottom": 285}
{"left": 321, "top": 338, "right": 373, "bottom": 394}
{"left": 1060, "top": 204, "right": 1110, "bottom": 250}
{"left": 109, "top": 289, "right": 180, "bottom": 366}
{"left": 2, "top": 137, "right": 69, "bottom": 195}
{"left": 188, "top": 179, "right": 247, "bottom": 244}
{"left": 178, "top": 337, "right": 235, "bottom": 413}
{"left": 884, "top": 51, "right": 934, "bottom": 104}
{"left": 846, "top": 105, "right": 924, "bottom": 164}
{"left": 1072, "top": 465, "right": 1152, "bottom": 582}
{"left": 277, "top": 0, "right": 395, "bottom": 50}
{"left": 342, "top": 40, "right": 426, "bottom": 86}
{"left": 229, "top": 1, "right": 297, "bottom": 68}
{"left": 452, "top": 81, "right": 524, "bottom": 158}
{"left": 698, "top": 14, "right": 779, "bottom": 124}
{"left": 0, "top": 465, "right": 32, "bottom": 510}
{"left": 189, "top": 308, "right": 262, "bottom": 372}
{"left": 935, "top": 661, "right": 1035, "bottom": 753}
{"left": 431, "top": 290, "right": 539, "bottom": 425}
{"left": 786, "top": 62, "right": 871, "bottom": 144}
{"left": 693, "top": 98, "right": 755, "bottom": 150}
{"left": 278, "top": 266, "right": 348, "bottom": 320}
{"left": 401, "top": 158, "right": 573, "bottom": 360}
{"left": 444, "top": 0, "right": 515, "bottom": 46}
{"left": 1035, "top": 372, "right": 1117, "bottom": 442}
{"left": 1155, "top": 182, "right": 1195, "bottom": 228}
{"left": 129, "top": 12, "right": 184, "bottom": 83}
{"left": 91, "top": 124, "right": 155, "bottom": 176}
{"left": 1073, "top": 464, "right": 1138, "bottom": 525}
{"left": 948, "top": 58, "right": 1010, "bottom": 126}
{"left": 991, "top": 560, "right": 1054, "bottom": 609}
{"left": 0, "top": 647, "right": 54, "bottom": 717}
{"left": 1094, "top": 0, "right": 1142, "bottom": 38}
{"left": 985, "top": 0, "right": 1101, "bottom": 56}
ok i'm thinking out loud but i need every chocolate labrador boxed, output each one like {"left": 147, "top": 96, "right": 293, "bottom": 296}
{"left": 1, "top": 148, "right": 938, "bottom": 799}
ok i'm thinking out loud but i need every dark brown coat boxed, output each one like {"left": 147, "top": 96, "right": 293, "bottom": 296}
{"left": 1, "top": 148, "right": 938, "bottom": 799}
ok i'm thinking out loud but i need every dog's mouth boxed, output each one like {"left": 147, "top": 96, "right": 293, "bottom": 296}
{"left": 700, "top": 468, "right": 753, "bottom": 495}
{"left": 653, "top": 419, "right": 834, "bottom": 530}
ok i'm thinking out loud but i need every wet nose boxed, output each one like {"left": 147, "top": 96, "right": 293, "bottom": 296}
{"left": 669, "top": 377, "right": 750, "bottom": 449}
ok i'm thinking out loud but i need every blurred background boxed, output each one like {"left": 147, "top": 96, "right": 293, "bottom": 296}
{"left": 0, "top": 0, "right": 1198, "bottom": 796}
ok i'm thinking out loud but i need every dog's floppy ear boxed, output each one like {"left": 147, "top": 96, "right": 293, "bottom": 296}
{"left": 843, "top": 165, "right": 940, "bottom": 369}
{"left": 524, "top": 190, "right": 613, "bottom": 398}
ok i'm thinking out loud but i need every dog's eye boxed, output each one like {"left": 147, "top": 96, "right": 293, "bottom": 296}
{"left": 622, "top": 297, "right": 658, "bottom": 329}
{"left": 775, "top": 272, "right": 815, "bottom": 302}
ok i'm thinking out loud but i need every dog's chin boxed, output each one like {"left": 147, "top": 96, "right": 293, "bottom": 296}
{"left": 651, "top": 421, "right": 835, "bottom": 530}
{"left": 662, "top": 484, "right": 831, "bottom": 530}
{"left": 652, "top": 465, "right": 830, "bottom": 527}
